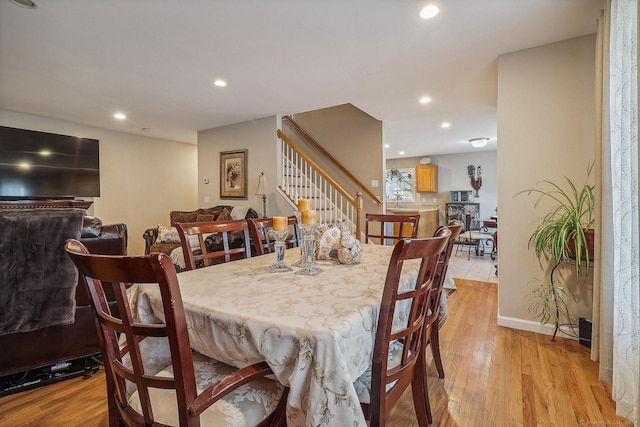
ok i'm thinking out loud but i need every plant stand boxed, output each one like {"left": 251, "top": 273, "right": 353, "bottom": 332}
{"left": 549, "top": 262, "right": 568, "bottom": 341}
{"left": 549, "top": 256, "right": 593, "bottom": 342}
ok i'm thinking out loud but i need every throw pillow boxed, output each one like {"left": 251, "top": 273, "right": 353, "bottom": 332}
{"left": 188, "top": 234, "right": 201, "bottom": 250}
{"left": 169, "top": 210, "right": 198, "bottom": 226}
{"left": 216, "top": 208, "right": 233, "bottom": 222}
{"left": 156, "top": 225, "right": 181, "bottom": 244}
{"left": 195, "top": 214, "right": 216, "bottom": 222}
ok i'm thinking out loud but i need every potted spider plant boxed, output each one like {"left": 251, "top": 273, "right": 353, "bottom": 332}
{"left": 516, "top": 162, "right": 595, "bottom": 339}
{"left": 517, "top": 161, "right": 595, "bottom": 276}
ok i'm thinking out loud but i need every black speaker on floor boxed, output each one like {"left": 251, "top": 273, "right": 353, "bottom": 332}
{"left": 578, "top": 317, "right": 592, "bottom": 348}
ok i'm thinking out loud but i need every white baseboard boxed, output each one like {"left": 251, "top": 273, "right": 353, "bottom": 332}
{"left": 496, "top": 314, "right": 578, "bottom": 340}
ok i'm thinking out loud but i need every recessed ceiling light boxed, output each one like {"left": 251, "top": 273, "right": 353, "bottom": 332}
{"left": 399, "top": 151, "right": 405, "bottom": 155}
{"left": 39, "top": 149, "right": 51, "bottom": 156}
{"left": 419, "top": 5, "right": 439, "bottom": 19}
{"left": 384, "top": 144, "right": 390, "bottom": 148}
{"left": 114, "top": 112, "right": 127, "bottom": 120}
{"left": 214, "top": 80, "right": 227, "bottom": 87}
{"left": 17, "top": 162, "right": 31, "bottom": 169}
{"left": 441, "top": 122, "right": 451, "bottom": 128}
{"left": 419, "top": 97, "right": 431, "bottom": 104}
{"left": 9, "top": 0, "right": 37, "bottom": 9}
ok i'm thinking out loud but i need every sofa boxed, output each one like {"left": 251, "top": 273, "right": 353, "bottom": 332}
{"left": 143, "top": 205, "right": 258, "bottom": 256}
{"left": 0, "top": 210, "right": 128, "bottom": 390}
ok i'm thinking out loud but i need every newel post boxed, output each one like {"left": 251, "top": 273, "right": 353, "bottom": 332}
{"left": 355, "top": 191, "right": 363, "bottom": 240}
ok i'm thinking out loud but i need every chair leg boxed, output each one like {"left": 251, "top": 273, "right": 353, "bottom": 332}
{"left": 430, "top": 326, "right": 445, "bottom": 379}
{"left": 413, "top": 356, "right": 432, "bottom": 426}
{"left": 269, "top": 387, "right": 289, "bottom": 427}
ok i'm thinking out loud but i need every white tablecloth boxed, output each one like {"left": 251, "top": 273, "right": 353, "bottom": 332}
{"left": 128, "top": 243, "right": 451, "bottom": 426}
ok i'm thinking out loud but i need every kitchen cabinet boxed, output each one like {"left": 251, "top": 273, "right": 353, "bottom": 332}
{"left": 415, "top": 165, "right": 438, "bottom": 193}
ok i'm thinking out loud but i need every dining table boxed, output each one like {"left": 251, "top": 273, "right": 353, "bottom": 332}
{"left": 128, "top": 242, "right": 453, "bottom": 426}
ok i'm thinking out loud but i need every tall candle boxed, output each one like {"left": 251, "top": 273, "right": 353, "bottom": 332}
{"left": 297, "top": 198, "right": 312, "bottom": 211}
{"left": 301, "top": 209, "right": 317, "bottom": 225}
{"left": 272, "top": 216, "right": 288, "bottom": 232}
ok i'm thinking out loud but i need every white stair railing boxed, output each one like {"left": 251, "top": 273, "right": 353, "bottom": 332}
{"left": 277, "top": 129, "right": 363, "bottom": 237}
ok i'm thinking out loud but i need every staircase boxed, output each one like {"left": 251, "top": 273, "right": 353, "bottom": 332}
{"left": 276, "top": 116, "right": 382, "bottom": 239}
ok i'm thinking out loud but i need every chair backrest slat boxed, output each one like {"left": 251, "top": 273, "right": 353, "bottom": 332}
{"left": 176, "top": 219, "right": 251, "bottom": 270}
{"left": 65, "top": 239, "right": 198, "bottom": 426}
{"left": 429, "top": 220, "right": 464, "bottom": 321}
{"left": 365, "top": 213, "right": 420, "bottom": 244}
{"left": 368, "top": 231, "right": 450, "bottom": 424}
{"left": 248, "top": 216, "right": 300, "bottom": 256}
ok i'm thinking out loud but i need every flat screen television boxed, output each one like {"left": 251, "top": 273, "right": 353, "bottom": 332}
{"left": 0, "top": 126, "right": 100, "bottom": 200}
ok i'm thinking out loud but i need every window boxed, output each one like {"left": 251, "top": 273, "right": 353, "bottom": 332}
{"left": 385, "top": 168, "right": 415, "bottom": 203}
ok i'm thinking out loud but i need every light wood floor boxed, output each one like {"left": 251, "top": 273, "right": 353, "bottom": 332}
{"left": 0, "top": 278, "right": 629, "bottom": 426}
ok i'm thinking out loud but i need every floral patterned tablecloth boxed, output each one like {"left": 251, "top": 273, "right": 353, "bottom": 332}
{"left": 129, "top": 243, "right": 430, "bottom": 426}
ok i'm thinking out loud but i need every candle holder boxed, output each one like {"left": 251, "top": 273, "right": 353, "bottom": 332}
{"left": 292, "top": 211, "right": 305, "bottom": 267}
{"left": 295, "top": 222, "right": 323, "bottom": 276}
{"left": 268, "top": 230, "right": 293, "bottom": 273}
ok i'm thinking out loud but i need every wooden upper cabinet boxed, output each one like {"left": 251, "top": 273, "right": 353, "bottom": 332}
{"left": 415, "top": 165, "right": 438, "bottom": 193}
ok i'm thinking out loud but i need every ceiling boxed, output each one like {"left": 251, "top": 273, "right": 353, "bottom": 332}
{"left": 0, "top": 0, "right": 602, "bottom": 158}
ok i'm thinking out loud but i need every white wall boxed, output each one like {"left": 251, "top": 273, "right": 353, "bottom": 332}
{"left": 497, "top": 35, "right": 596, "bottom": 334}
{"left": 0, "top": 109, "right": 198, "bottom": 255}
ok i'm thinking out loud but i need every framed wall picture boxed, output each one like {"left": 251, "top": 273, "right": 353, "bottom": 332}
{"left": 220, "top": 149, "right": 248, "bottom": 199}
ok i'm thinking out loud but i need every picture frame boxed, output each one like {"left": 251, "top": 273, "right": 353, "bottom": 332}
{"left": 220, "top": 149, "right": 248, "bottom": 199}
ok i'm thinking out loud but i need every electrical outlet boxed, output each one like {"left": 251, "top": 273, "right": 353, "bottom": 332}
{"left": 371, "top": 179, "right": 379, "bottom": 188}
{"left": 204, "top": 196, "right": 210, "bottom": 204}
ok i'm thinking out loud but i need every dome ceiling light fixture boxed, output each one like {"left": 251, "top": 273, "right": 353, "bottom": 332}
{"left": 469, "top": 137, "right": 490, "bottom": 148}
{"left": 9, "top": 0, "right": 37, "bottom": 9}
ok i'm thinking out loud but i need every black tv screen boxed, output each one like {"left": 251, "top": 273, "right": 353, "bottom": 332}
{"left": 0, "top": 126, "right": 100, "bottom": 199}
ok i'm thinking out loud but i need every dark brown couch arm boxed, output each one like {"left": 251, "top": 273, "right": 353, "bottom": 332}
{"left": 81, "top": 223, "right": 128, "bottom": 255}
{"left": 143, "top": 228, "right": 158, "bottom": 255}
{"left": 76, "top": 223, "right": 128, "bottom": 306}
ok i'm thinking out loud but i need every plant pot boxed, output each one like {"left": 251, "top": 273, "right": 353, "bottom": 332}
{"left": 568, "top": 228, "right": 595, "bottom": 261}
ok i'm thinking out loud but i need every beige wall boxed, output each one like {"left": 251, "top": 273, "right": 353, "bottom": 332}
{"left": 0, "top": 109, "right": 198, "bottom": 255}
{"left": 285, "top": 104, "right": 385, "bottom": 215}
{"left": 197, "top": 116, "right": 280, "bottom": 216}
{"left": 197, "top": 105, "right": 385, "bottom": 221}
{"left": 497, "top": 35, "right": 596, "bottom": 334}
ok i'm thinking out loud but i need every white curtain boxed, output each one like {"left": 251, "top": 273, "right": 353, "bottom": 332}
{"left": 599, "top": 0, "right": 639, "bottom": 422}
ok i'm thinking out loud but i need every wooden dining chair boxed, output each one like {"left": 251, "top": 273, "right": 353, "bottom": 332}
{"left": 364, "top": 213, "right": 420, "bottom": 245}
{"left": 248, "top": 216, "right": 300, "bottom": 256}
{"left": 427, "top": 220, "right": 464, "bottom": 381}
{"left": 176, "top": 219, "right": 251, "bottom": 270}
{"left": 354, "top": 231, "right": 450, "bottom": 426}
{"left": 64, "top": 239, "right": 287, "bottom": 427}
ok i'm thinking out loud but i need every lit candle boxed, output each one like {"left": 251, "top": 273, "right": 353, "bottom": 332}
{"left": 272, "top": 216, "right": 288, "bottom": 232}
{"left": 301, "top": 209, "right": 317, "bottom": 225}
{"left": 297, "top": 198, "right": 312, "bottom": 211}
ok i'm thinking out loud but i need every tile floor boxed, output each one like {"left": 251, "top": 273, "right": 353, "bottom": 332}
{"left": 448, "top": 242, "right": 498, "bottom": 283}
